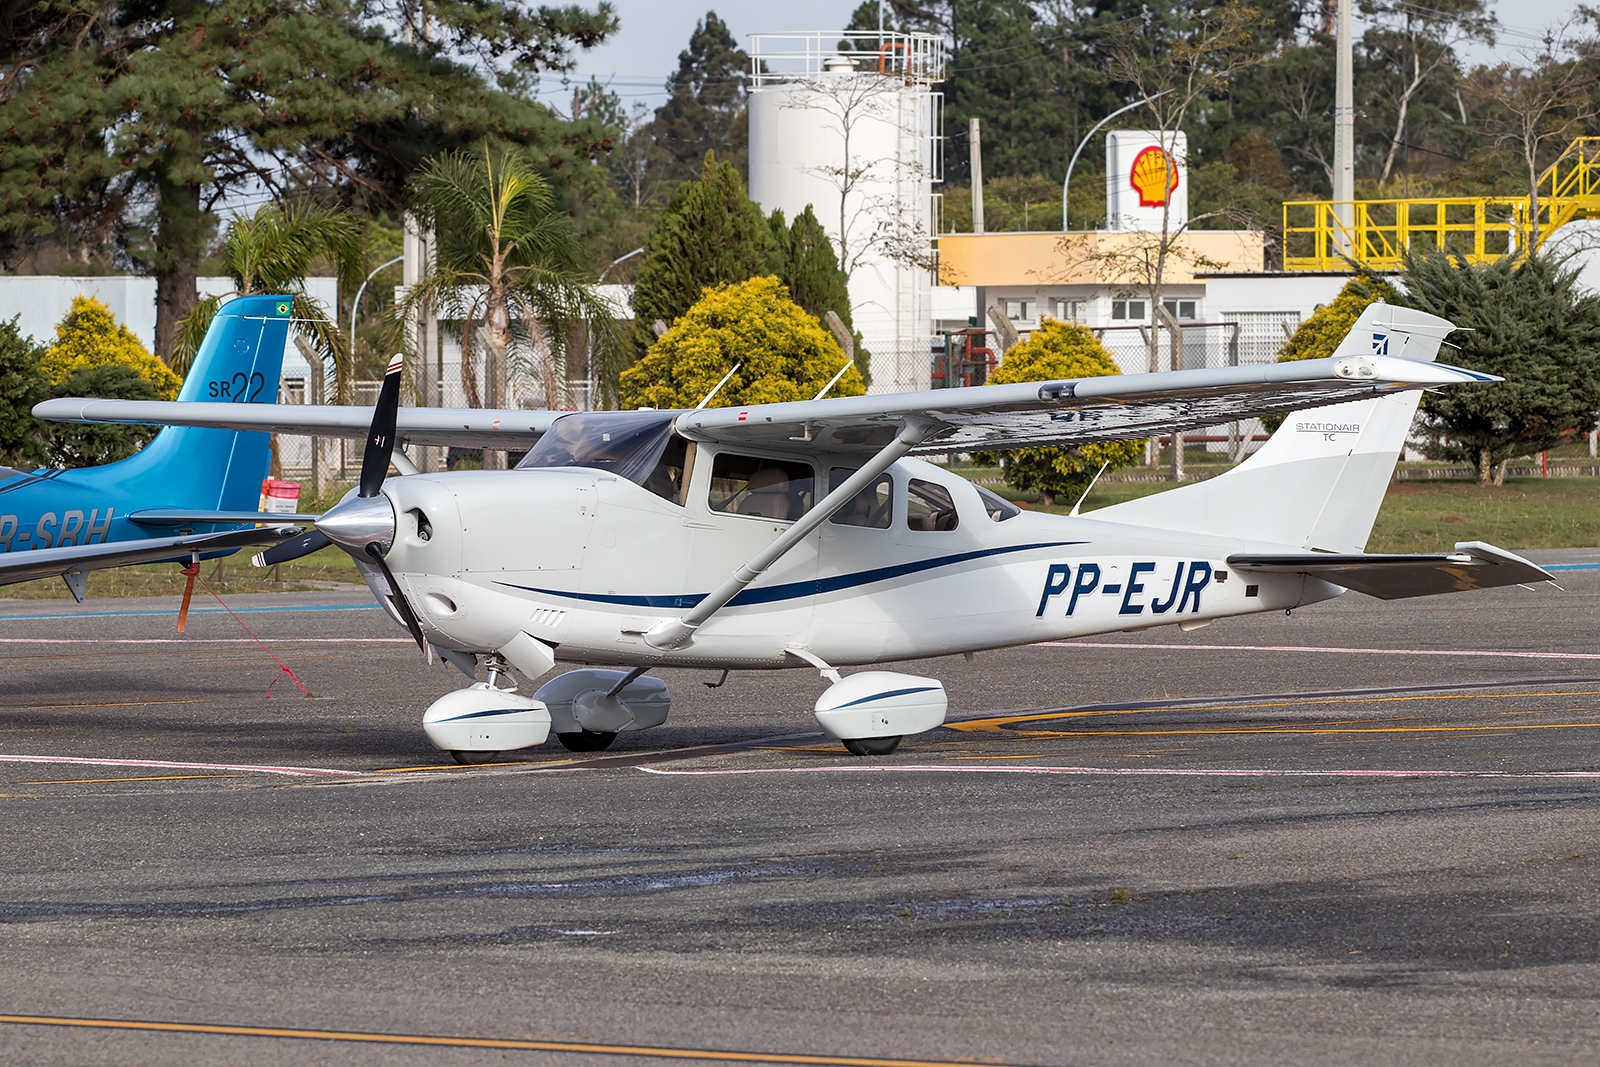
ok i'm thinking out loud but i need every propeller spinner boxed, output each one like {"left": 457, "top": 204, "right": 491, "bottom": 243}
{"left": 256, "top": 355, "right": 427, "bottom": 651}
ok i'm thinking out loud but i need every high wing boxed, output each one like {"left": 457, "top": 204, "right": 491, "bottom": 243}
{"left": 1228, "top": 542, "right": 1552, "bottom": 599}
{"left": 36, "top": 354, "right": 1492, "bottom": 457}
{"left": 0, "top": 525, "right": 304, "bottom": 588}
{"left": 675, "top": 355, "right": 1497, "bottom": 456}
{"left": 32, "top": 400, "right": 562, "bottom": 450}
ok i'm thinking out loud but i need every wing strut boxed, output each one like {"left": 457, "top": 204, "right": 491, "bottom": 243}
{"left": 645, "top": 420, "right": 932, "bottom": 651}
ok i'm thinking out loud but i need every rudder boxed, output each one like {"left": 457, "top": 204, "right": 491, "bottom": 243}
{"left": 93, "top": 294, "right": 295, "bottom": 512}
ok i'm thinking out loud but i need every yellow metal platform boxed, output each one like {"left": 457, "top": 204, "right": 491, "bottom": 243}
{"left": 1283, "top": 138, "right": 1600, "bottom": 271}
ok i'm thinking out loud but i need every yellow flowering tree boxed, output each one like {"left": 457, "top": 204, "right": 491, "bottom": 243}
{"left": 41, "top": 297, "right": 182, "bottom": 400}
{"left": 985, "top": 320, "right": 1144, "bottom": 506}
{"left": 619, "top": 276, "right": 865, "bottom": 409}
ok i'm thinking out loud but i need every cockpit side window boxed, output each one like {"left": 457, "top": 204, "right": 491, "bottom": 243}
{"left": 906, "top": 478, "right": 959, "bottom": 531}
{"left": 827, "top": 467, "right": 893, "bottom": 529}
{"left": 709, "top": 453, "right": 815, "bottom": 521}
{"left": 516, "top": 411, "right": 688, "bottom": 504}
{"left": 975, "top": 484, "right": 1021, "bottom": 521}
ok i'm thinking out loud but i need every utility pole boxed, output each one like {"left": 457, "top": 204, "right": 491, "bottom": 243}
{"left": 1333, "top": 0, "right": 1355, "bottom": 248}
{"left": 970, "top": 117, "right": 985, "bottom": 235}
{"left": 403, "top": 216, "right": 439, "bottom": 473}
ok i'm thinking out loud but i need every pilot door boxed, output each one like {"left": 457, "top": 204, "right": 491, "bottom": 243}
{"left": 682, "top": 447, "right": 819, "bottom": 639}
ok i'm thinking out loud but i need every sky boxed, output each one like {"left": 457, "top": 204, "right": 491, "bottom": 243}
{"left": 544, "top": 0, "right": 1598, "bottom": 114}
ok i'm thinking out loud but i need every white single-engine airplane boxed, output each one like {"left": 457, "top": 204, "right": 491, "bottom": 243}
{"left": 37, "top": 303, "right": 1551, "bottom": 761}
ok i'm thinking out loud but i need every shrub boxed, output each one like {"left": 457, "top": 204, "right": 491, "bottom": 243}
{"left": 0, "top": 317, "right": 49, "bottom": 468}
{"left": 985, "top": 320, "right": 1144, "bottom": 506}
{"left": 619, "top": 276, "right": 865, "bottom": 409}
{"left": 41, "top": 296, "right": 181, "bottom": 400}
{"left": 1276, "top": 277, "right": 1399, "bottom": 363}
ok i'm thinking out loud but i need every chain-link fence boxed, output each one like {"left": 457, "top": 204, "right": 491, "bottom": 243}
{"left": 1092, "top": 316, "right": 1299, "bottom": 458}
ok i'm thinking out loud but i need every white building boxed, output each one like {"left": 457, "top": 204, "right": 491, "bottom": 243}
{"left": 0, "top": 275, "right": 338, "bottom": 383}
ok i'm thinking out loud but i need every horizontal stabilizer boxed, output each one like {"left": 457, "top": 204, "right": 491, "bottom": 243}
{"left": 34, "top": 399, "right": 561, "bottom": 449}
{"left": 0, "top": 525, "right": 304, "bottom": 587}
{"left": 129, "top": 510, "right": 321, "bottom": 525}
{"left": 1228, "top": 541, "right": 1552, "bottom": 600}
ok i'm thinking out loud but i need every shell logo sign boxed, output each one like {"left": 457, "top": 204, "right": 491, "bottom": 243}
{"left": 1105, "top": 130, "right": 1188, "bottom": 232}
{"left": 1130, "top": 145, "right": 1180, "bottom": 208}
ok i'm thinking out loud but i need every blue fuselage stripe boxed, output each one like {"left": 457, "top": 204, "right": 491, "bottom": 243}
{"left": 825, "top": 686, "right": 941, "bottom": 710}
{"left": 497, "top": 540, "right": 1086, "bottom": 609}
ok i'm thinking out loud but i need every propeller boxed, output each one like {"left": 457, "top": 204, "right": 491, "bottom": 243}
{"left": 251, "top": 355, "right": 405, "bottom": 569}
{"left": 365, "top": 542, "right": 427, "bottom": 652}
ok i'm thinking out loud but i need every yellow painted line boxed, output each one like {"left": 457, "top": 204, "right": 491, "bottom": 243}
{"left": 22, "top": 774, "right": 242, "bottom": 785}
{"left": 21, "top": 700, "right": 205, "bottom": 710}
{"left": 1019, "top": 721, "right": 1600, "bottom": 738}
{"left": 0, "top": 1013, "right": 1015, "bottom": 1067}
{"left": 947, "top": 690, "right": 1600, "bottom": 733}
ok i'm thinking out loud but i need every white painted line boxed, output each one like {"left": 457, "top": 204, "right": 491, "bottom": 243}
{"left": 0, "top": 638, "right": 411, "bottom": 645}
{"left": 637, "top": 764, "right": 1600, "bottom": 780}
{"left": 1039, "top": 641, "right": 1600, "bottom": 661}
{"left": 0, "top": 754, "right": 363, "bottom": 778}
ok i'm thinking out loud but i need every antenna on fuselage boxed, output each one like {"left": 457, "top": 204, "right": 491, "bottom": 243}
{"left": 812, "top": 359, "right": 854, "bottom": 401}
{"left": 695, "top": 363, "right": 742, "bottom": 410}
{"left": 1068, "top": 462, "right": 1110, "bottom": 517}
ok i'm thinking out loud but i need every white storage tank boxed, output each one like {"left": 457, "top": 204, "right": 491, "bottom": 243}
{"left": 747, "top": 32, "right": 945, "bottom": 394}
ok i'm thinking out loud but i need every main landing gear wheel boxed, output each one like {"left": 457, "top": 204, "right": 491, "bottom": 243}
{"left": 842, "top": 736, "right": 902, "bottom": 757}
{"left": 450, "top": 750, "right": 500, "bottom": 765}
{"left": 556, "top": 730, "right": 618, "bottom": 752}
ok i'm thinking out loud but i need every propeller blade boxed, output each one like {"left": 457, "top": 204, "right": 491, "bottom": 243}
{"left": 366, "top": 543, "right": 426, "bottom": 652}
{"left": 252, "top": 530, "right": 333, "bottom": 568}
{"left": 358, "top": 354, "right": 404, "bottom": 499}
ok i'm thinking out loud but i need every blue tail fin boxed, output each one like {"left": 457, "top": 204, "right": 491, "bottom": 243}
{"left": 93, "top": 294, "right": 295, "bottom": 511}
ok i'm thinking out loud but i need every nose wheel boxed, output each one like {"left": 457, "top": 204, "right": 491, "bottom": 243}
{"left": 842, "top": 736, "right": 901, "bottom": 757}
{"left": 450, "top": 749, "right": 500, "bottom": 765}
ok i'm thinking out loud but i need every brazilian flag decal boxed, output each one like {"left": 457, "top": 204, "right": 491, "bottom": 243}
{"left": 275, "top": 300, "right": 291, "bottom": 316}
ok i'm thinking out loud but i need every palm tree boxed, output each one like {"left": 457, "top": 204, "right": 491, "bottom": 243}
{"left": 399, "top": 144, "right": 623, "bottom": 433}
{"left": 170, "top": 202, "right": 363, "bottom": 401}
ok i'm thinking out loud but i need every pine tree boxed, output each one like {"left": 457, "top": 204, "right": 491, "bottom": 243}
{"left": 649, "top": 12, "right": 752, "bottom": 181}
{"left": 0, "top": 0, "right": 618, "bottom": 359}
{"left": 631, "top": 152, "right": 772, "bottom": 355}
{"left": 1399, "top": 251, "right": 1600, "bottom": 485}
{"left": 767, "top": 205, "right": 869, "bottom": 384}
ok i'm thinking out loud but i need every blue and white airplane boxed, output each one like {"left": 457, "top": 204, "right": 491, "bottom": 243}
{"left": 38, "top": 303, "right": 1553, "bottom": 760}
{"left": 0, "top": 293, "right": 306, "bottom": 598}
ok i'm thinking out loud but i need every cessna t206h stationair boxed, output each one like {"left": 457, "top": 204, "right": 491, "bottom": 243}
{"left": 38, "top": 302, "right": 1550, "bottom": 761}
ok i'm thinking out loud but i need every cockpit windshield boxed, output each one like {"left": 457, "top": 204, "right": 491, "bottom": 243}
{"left": 515, "top": 411, "right": 689, "bottom": 503}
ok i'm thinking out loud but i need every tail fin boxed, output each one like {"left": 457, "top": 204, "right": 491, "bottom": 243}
{"left": 1091, "top": 302, "right": 1457, "bottom": 553}
{"left": 86, "top": 294, "right": 294, "bottom": 511}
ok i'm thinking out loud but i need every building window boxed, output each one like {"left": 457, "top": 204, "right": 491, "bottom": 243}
{"left": 1002, "top": 298, "right": 1034, "bottom": 322}
{"left": 1111, "top": 300, "right": 1146, "bottom": 322}
{"left": 1048, "top": 299, "right": 1084, "bottom": 323}
{"left": 1162, "top": 299, "right": 1197, "bottom": 321}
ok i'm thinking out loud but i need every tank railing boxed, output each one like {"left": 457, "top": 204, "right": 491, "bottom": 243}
{"left": 748, "top": 31, "right": 946, "bottom": 87}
